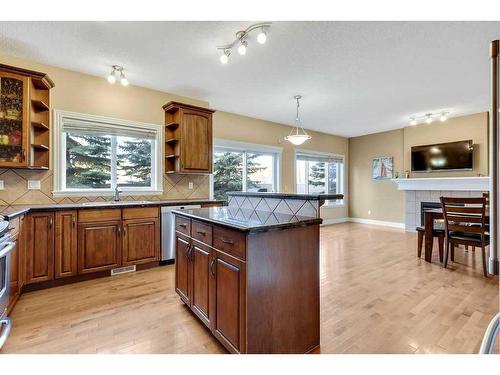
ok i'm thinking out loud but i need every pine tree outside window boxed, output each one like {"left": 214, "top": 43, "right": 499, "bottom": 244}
{"left": 53, "top": 111, "right": 162, "bottom": 196}
{"left": 212, "top": 141, "right": 281, "bottom": 201}
{"left": 295, "top": 151, "right": 344, "bottom": 205}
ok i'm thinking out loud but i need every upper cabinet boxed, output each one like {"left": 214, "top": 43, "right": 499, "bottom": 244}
{"left": 0, "top": 63, "right": 54, "bottom": 169}
{"left": 163, "top": 101, "right": 215, "bottom": 174}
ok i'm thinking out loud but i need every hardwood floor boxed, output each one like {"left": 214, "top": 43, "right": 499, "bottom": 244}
{"left": 2, "top": 223, "right": 498, "bottom": 354}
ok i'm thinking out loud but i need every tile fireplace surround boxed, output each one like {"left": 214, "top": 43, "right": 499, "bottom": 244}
{"left": 391, "top": 177, "right": 490, "bottom": 231}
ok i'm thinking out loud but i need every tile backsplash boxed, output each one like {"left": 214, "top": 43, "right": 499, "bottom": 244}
{"left": 0, "top": 168, "right": 210, "bottom": 213}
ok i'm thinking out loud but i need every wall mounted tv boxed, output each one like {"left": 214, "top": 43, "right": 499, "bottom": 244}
{"left": 411, "top": 140, "right": 473, "bottom": 172}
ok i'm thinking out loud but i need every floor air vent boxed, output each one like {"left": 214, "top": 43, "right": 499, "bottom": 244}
{"left": 111, "top": 265, "right": 136, "bottom": 276}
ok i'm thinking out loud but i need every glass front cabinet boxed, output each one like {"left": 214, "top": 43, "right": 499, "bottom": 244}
{"left": 0, "top": 64, "right": 54, "bottom": 169}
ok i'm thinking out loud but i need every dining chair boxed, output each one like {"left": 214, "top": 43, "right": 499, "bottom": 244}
{"left": 416, "top": 226, "right": 444, "bottom": 262}
{"left": 440, "top": 196, "right": 489, "bottom": 277}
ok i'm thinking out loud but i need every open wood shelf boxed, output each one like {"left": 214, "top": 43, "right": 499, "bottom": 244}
{"left": 165, "top": 138, "right": 178, "bottom": 144}
{"left": 165, "top": 122, "right": 179, "bottom": 129}
{"left": 165, "top": 154, "right": 178, "bottom": 159}
{"left": 31, "top": 99, "right": 50, "bottom": 112}
{"left": 31, "top": 143, "right": 49, "bottom": 150}
{"left": 31, "top": 77, "right": 52, "bottom": 90}
{"left": 31, "top": 121, "right": 49, "bottom": 130}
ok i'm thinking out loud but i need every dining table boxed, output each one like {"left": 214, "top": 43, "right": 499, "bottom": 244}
{"left": 423, "top": 208, "right": 490, "bottom": 263}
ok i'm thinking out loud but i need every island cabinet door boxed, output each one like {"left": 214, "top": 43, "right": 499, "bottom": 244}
{"left": 175, "top": 234, "right": 192, "bottom": 305}
{"left": 77, "top": 221, "right": 122, "bottom": 274}
{"left": 55, "top": 211, "right": 78, "bottom": 279}
{"left": 191, "top": 241, "right": 213, "bottom": 328}
{"left": 211, "top": 250, "right": 246, "bottom": 354}
{"left": 122, "top": 218, "right": 160, "bottom": 266}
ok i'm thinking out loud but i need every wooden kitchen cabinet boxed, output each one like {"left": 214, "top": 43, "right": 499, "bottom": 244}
{"left": 0, "top": 63, "right": 54, "bottom": 169}
{"left": 55, "top": 210, "right": 78, "bottom": 278}
{"left": 175, "top": 233, "right": 192, "bottom": 305}
{"left": 122, "top": 218, "right": 159, "bottom": 266}
{"left": 26, "top": 212, "right": 55, "bottom": 284}
{"left": 77, "top": 221, "right": 122, "bottom": 274}
{"left": 191, "top": 241, "right": 213, "bottom": 328}
{"left": 211, "top": 249, "right": 246, "bottom": 353}
{"left": 163, "top": 101, "right": 215, "bottom": 174}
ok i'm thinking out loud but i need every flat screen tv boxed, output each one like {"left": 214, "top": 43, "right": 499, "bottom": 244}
{"left": 411, "top": 140, "right": 473, "bottom": 172}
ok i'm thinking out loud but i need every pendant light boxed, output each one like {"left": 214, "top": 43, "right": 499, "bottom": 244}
{"left": 285, "top": 95, "right": 312, "bottom": 146}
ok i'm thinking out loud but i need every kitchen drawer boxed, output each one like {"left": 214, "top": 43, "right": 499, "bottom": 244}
{"left": 122, "top": 206, "right": 159, "bottom": 220}
{"left": 78, "top": 208, "right": 122, "bottom": 223}
{"left": 213, "top": 226, "right": 246, "bottom": 260}
{"left": 175, "top": 216, "right": 191, "bottom": 236}
{"left": 192, "top": 220, "right": 212, "bottom": 246}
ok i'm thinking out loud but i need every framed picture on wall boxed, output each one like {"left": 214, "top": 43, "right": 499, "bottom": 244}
{"left": 372, "top": 156, "right": 393, "bottom": 180}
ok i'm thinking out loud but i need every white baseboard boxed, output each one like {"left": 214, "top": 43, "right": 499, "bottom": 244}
{"left": 321, "top": 217, "right": 349, "bottom": 226}
{"left": 347, "top": 217, "right": 405, "bottom": 229}
{"left": 320, "top": 216, "right": 405, "bottom": 229}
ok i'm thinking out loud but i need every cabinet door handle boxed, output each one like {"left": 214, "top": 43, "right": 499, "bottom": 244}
{"left": 179, "top": 224, "right": 187, "bottom": 229}
{"left": 196, "top": 230, "right": 206, "bottom": 236}
{"left": 123, "top": 226, "right": 127, "bottom": 236}
{"left": 49, "top": 217, "right": 53, "bottom": 229}
{"left": 210, "top": 258, "right": 216, "bottom": 278}
{"left": 72, "top": 216, "right": 76, "bottom": 227}
{"left": 118, "top": 226, "right": 121, "bottom": 235}
{"left": 186, "top": 245, "right": 192, "bottom": 261}
{"left": 221, "top": 238, "right": 234, "bottom": 245}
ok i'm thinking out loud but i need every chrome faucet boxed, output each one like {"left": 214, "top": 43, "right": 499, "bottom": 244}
{"left": 114, "top": 186, "right": 122, "bottom": 202}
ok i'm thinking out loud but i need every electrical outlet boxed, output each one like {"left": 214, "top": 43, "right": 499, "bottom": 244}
{"left": 188, "top": 182, "right": 194, "bottom": 190}
{"left": 27, "top": 180, "right": 41, "bottom": 190}
{"left": 0, "top": 180, "right": 4, "bottom": 190}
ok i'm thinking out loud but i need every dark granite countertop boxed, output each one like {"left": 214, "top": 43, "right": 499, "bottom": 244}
{"left": 0, "top": 199, "right": 224, "bottom": 221}
{"left": 172, "top": 206, "right": 322, "bottom": 233}
{"left": 226, "top": 191, "right": 344, "bottom": 201}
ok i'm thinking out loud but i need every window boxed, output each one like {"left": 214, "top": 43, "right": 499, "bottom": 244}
{"left": 295, "top": 151, "right": 344, "bottom": 205}
{"left": 212, "top": 141, "right": 280, "bottom": 200}
{"left": 54, "top": 111, "right": 162, "bottom": 195}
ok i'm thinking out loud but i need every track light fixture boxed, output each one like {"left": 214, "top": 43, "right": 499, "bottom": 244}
{"left": 216, "top": 22, "right": 271, "bottom": 64}
{"left": 408, "top": 111, "right": 450, "bottom": 126}
{"left": 107, "top": 65, "right": 129, "bottom": 86}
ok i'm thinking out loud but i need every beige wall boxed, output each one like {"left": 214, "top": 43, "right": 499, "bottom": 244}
{"left": 349, "top": 112, "right": 489, "bottom": 223}
{"left": 213, "top": 111, "right": 349, "bottom": 220}
{"left": 0, "top": 53, "right": 349, "bottom": 220}
{"left": 349, "top": 129, "right": 405, "bottom": 223}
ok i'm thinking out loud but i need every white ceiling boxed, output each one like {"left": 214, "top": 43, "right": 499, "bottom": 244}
{"left": 1, "top": 21, "right": 499, "bottom": 137}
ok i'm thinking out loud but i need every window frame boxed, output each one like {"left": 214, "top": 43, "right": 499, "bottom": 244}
{"left": 53, "top": 110, "right": 163, "bottom": 197}
{"left": 210, "top": 139, "right": 282, "bottom": 199}
{"left": 294, "top": 149, "right": 345, "bottom": 207}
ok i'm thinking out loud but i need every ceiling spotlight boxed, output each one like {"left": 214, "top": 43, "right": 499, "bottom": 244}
{"left": 238, "top": 40, "right": 248, "bottom": 55}
{"left": 425, "top": 114, "right": 433, "bottom": 124}
{"left": 440, "top": 112, "right": 448, "bottom": 122}
{"left": 107, "top": 65, "right": 128, "bottom": 86}
{"left": 220, "top": 49, "right": 230, "bottom": 64}
{"left": 410, "top": 117, "right": 417, "bottom": 126}
{"left": 257, "top": 29, "right": 267, "bottom": 44}
{"left": 107, "top": 71, "right": 116, "bottom": 84}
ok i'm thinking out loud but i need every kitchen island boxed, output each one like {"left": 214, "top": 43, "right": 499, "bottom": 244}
{"left": 172, "top": 204, "right": 323, "bottom": 354}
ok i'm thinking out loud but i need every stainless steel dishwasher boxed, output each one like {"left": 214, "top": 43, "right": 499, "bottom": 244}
{"left": 161, "top": 205, "right": 201, "bottom": 263}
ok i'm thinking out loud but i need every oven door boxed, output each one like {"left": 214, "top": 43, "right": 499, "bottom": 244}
{"left": 0, "top": 239, "right": 14, "bottom": 350}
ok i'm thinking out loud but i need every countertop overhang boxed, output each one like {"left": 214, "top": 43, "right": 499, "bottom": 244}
{"left": 0, "top": 199, "right": 224, "bottom": 221}
{"left": 172, "top": 207, "right": 322, "bottom": 233}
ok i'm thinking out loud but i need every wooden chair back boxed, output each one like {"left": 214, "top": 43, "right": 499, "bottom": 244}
{"left": 440, "top": 196, "right": 488, "bottom": 246}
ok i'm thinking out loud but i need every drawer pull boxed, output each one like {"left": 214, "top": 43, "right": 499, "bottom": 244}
{"left": 221, "top": 239, "right": 234, "bottom": 245}
{"left": 179, "top": 224, "right": 187, "bottom": 229}
{"left": 196, "top": 230, "right": 206, "bottom": 236}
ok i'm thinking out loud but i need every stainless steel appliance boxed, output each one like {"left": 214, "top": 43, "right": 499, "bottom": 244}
{"left": 0, "top": 218, "right": 14, "bottom": 350}
{"left": 161, "top": 205, "right": 201, "bottom": 262}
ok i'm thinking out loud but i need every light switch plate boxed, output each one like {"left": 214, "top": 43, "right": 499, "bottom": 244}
{"left": 27, "top": 180, "right": 41, "bottom": 190}
{"left": 0, "top": 180, "right": 4, "bottom": 190}
{"left": 188, "top": 182, "right": 194, "bottom": 190}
